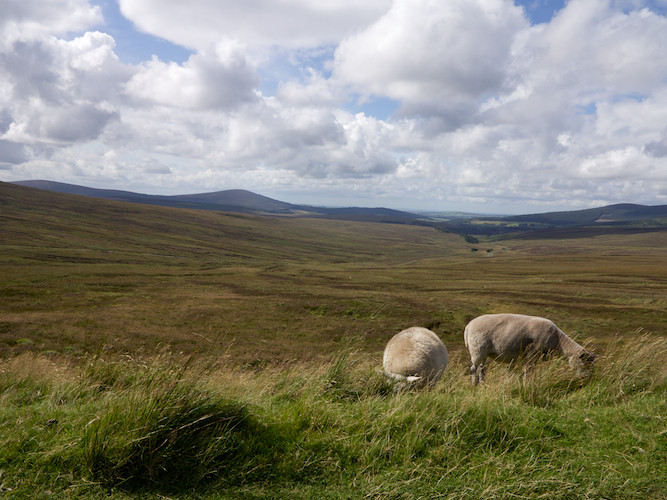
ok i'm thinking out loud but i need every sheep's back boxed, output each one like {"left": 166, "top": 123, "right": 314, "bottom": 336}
{"left": 383, "top": 327, "right": 448, "bottom": 379}
{"left": 467, "top": 314, "right": 561, "bottom": 361}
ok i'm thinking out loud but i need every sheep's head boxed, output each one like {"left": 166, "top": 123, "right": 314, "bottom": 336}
{"left": 572, "top": 350, "right": 596, "bottom": 378}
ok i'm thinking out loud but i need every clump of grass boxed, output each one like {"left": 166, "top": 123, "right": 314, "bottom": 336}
{"left": 78, "top": 355, "right": 295, "bottom": 493}
{"left": 0, "top": 354, "right": 286, "bottom": 496}
{"left": 321, "top": 349, "right": 392, "bottom": 400}
{"left": 586, "top": 332, "right": 667, "bottom": 402}
{"left": 84, "top": 388, "right": 227, "bottom": 489}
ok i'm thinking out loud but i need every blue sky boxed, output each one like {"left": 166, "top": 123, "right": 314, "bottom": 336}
{"left": 91, "top": 0, "right": 192, "bottom": 64}
{"left": 520, "top": 0, "right": 566, "bottom": 23}
{"left": 1, "top": 0, "right": 667, "bottom": 213}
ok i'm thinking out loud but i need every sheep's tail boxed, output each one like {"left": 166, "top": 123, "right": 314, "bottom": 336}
{"left": 463, "top": 324, "right": 470, "bottom": 348}
{"left": 376, "top": 369, "right": 422, "bottom": 384}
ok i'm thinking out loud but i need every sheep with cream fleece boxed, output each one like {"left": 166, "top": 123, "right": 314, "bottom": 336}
{"left": 464, "top": 313, "right": 595, "bottom": 384}
{"left": 379, "top": 327, "right": 449, "bottom": 390}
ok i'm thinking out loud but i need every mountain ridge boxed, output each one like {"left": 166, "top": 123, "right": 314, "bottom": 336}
{"left": 12, "top": 180, "right": 423, "bottom": 223}
{"left": 10, "top": 180, "right": 667, "bottom": 234}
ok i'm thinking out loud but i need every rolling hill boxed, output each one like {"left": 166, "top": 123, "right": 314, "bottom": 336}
{"left": 1, "top": 184, "right": 666, "bottom": 500}
{"left": 12, "top": 180, "right": 426, "bottom": 224}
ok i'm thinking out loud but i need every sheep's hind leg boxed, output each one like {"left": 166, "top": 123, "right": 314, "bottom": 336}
{"left": 470, "top": 359, "right": 486, "bottom": 385}
{"left": 478, "top": 363, "right": 486, "bottom": 383}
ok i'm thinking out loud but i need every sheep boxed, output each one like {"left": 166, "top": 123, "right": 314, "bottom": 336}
{"left": 379, "top": 327, "right": 449, "bottom": 390}
{"left": 464, "top": 313, "right": 595, "bottom": 384}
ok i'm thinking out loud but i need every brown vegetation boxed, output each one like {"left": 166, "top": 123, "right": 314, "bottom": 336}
{"left": 1, "top": 181, "right": 665, "bottom": 368}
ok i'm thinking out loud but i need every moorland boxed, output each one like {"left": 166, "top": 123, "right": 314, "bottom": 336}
{"left": 1, "top": 181, "right": 665, "bottom": 498}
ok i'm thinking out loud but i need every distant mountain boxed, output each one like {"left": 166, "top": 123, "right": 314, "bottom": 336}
{"left": 12, "top": 180, "right": 292, "bottom": 212}
{"left": 437, "top": 202, "right": 667, "bottom": 237}
{"left": 506, "top": 203, "right": 667, "bottom": 226}
{"left": 12, "top": 180, "right": 426, "bottom": 224}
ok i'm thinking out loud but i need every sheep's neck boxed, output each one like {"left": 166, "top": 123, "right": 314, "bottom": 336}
{"left": 557, "top": 330, "right": 584, "bottom": 360}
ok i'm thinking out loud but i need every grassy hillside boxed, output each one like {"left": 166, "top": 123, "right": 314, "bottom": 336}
{"left": 1, "top": 181, "right": 666, "bottom": 498}
{"left": 2, "top": 182, "right": 444, "bottom": 264}
{"left": 0, "top": 181, "right": 469, "bottom": 361}
{"left": 508, "top": 203, "right": 667, "bottom": 224}
{"left": 2, "top": 181, "right": 666, "bottom": 362}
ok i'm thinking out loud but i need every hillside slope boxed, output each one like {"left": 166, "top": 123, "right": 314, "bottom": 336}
{"left": 0, "top": 180, "right": 469, "bottom": 360}
{"left": 0, "top": 181, "right": 461, "bottom": 266}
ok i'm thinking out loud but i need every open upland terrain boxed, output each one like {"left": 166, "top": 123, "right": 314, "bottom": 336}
{"left": 1, "top": 181, "right": 665, "bottom": 498}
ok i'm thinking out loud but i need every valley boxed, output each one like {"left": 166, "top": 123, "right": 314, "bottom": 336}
{"left": 2, "top": 181, "right": 665, "bottom": 364}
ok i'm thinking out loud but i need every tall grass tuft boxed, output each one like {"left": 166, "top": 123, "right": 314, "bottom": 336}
{"left": 321, "top": 349, "right": 392, "bottom": 401}
{"left": 588, "top": 332, "right": 667, "bottom": 402}
{"left": 78, "top": 356, "right": 280, "bottom": 493}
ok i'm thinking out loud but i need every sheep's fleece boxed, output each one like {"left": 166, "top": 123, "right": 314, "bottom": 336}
{"left": 382, "top": 327, "right": 449, "bottom": 386}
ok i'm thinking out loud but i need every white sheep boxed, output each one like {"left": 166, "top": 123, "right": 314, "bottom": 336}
{"left": 379, "top": 327, "right": 449, "bottom": 390}
{"left": 464, "top": 313, "right": 595, "bottom": 384}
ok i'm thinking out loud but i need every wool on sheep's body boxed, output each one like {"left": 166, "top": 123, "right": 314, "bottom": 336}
{"left": 464, "top": 313, "right": 595, "bottom": 384}
{"left": 381, "top": 327, "right": 449, "bottom": 389}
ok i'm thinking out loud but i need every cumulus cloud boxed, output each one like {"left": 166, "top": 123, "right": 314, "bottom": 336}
{"left": 118, "top": 0, "right": 392, "bottom": 50}
{"left": 0, "top": 28, "right": 125, "bottom": 145}
{"left": 126, "top": 40, "right": 260, "bottom": 110}
{"left": 333, "top": 0, "right": 527, "bottom": 112}
{"left": 0, "top": 0, "right": 101, "bottom": 49}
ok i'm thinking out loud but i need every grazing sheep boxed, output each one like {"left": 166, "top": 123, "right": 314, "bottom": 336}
{"left": 379, "top": 327, "right": 449, "bottom": 390}
{"left": 464, "top": 313, "right": 595, "bottom": 384}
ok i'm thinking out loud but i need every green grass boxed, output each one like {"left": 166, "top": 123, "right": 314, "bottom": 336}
{"left": 0, "top": 335, "right": 665, "bottom": 498}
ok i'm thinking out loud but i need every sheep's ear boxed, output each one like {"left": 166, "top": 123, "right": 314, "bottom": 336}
{"left": 405, "top": 376, "right": 423, "bottom": 384}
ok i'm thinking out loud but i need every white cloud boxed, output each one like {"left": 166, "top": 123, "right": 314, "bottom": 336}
{"left": 0, "top": 32, "right": 123, "bottom": 145}
{"left": 126, "top": 41, "right": 260, "bottom": 110}
{"left": 118, "top": 0, "right": 392, "bottom": 51}
{"left": 0, "top": 0, "right": 101, "bottom": 49}
{"left": 333, "top": 0, "right": 527, "bottom": 113}
{"left": 276, "top": 69, "right": 341, "bottom": 107}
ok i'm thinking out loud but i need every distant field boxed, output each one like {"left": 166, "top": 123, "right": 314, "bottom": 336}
{"left": 1, "top": 182, "right": 665, "bottom": 498}
{"left": 1, "top": 181, "right": 666, "bottom": 364}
